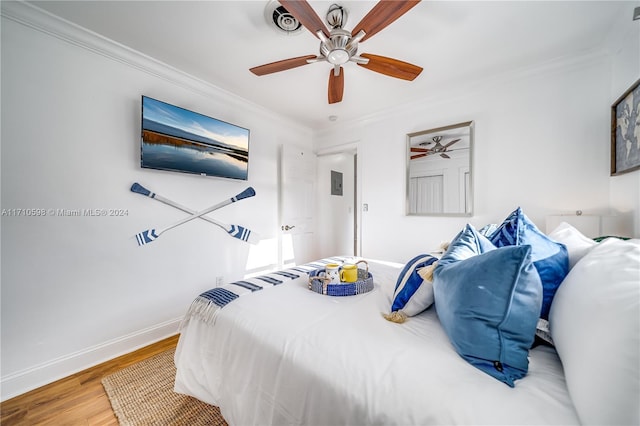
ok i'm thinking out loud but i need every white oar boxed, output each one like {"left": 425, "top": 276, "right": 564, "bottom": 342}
{"left": 131, "top": 183, "right": 260, "bottom": 244}
{"left": 133, "top": 185, "right": 255, "bottom": 246}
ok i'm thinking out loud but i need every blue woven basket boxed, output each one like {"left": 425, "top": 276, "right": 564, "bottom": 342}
{"left": 308, "top": 260, "right": 373, "bottom": 296}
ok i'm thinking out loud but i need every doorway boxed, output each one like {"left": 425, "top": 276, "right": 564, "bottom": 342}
{"left": 316, "top": 149, "right": 358, "bottom": 258}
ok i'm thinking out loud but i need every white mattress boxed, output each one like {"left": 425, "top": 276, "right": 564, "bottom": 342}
{"left": 174, "top": 259, "right": 579, "bottom": 425}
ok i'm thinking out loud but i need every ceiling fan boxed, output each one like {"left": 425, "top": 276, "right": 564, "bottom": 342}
{"left": 250, "top": 0, "right": 423, "bottom": 104}
{"left": 410, "top": 136, "right": 461, "bottom": 160}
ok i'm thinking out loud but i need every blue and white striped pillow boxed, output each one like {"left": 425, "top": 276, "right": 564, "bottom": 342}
{"left": 389, "top": 254, "right": 438, "bottom": 318}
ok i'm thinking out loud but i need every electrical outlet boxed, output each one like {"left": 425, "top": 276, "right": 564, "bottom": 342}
{"left": 216, "top": 276, "right": 224, "bottom": 286}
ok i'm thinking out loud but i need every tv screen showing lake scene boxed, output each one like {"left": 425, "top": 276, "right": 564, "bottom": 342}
{"left": 141, "top": 96, "right": 250, "bottom": 180}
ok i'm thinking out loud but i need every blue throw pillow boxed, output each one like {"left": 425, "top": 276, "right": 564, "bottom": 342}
{"left": 389, "top": 254, "right": 438, "bottom": 317}
{"left": 488, "top": 207, "right": 569, "bottom": 319}
{"left": 434, "top": 224, "right": 542, "bottom": 387}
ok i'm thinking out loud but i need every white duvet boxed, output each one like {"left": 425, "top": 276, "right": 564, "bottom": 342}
{"left": 174, "top": 259, "right": 579, "bottom": 425}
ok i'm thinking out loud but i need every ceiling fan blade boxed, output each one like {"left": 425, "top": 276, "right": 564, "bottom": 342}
{"left": 440, "top": 153, "right": 450, "bottom": 159}
{"left": 443, "top": 138, "right": 461, "bottom": 148}
{"left": 410, "top": 147, "right": 429, "bottom": 152}
{"left": 279, "top": 0, "right": 330, "bottom": 39}
{"left": 411, "top": 153, "right": 429, "bottom": 160}
{"left": 358, "top": 53, "right": 423, "bottom": 81}
{"left": 351, "top": 0, "right": 421, "bottom": 43}
{"left": 250, "top": 55, "right": 317, "bottom": 76}
{"left": 328, "top": 67, "right": 344, "bottom": 104}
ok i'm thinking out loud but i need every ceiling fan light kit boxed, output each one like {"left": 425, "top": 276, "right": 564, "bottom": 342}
{"left": 251, "top": 0, "right": 424, "bottom": 104}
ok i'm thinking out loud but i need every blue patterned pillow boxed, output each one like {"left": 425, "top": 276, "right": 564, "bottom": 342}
{"left": 488, "top": 207, "right": 569, "bottom": 319}
{"left": 434, "top": 224, "right": 542, "bottom": 387}
{"left": 389, "top": 254, "right": 438, "bottom": 318}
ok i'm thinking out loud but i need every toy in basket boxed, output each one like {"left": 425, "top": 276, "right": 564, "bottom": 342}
{"left": 308, "top": 260, "right": 374, "bottom": 296}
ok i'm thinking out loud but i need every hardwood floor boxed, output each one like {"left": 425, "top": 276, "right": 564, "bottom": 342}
{"left": 1, "top": 334, "right": 179, "bottom": 425}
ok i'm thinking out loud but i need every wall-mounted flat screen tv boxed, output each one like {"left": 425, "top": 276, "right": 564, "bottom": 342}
{"left": 141, "top": 96, "right": 250, "bottom": 180}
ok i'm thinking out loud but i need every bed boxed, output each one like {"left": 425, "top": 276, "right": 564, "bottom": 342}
{"left": 174, "top": 209, "right": 639, "bottom": 425}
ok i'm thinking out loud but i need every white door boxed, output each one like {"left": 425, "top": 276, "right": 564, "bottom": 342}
{"left": 279, "top": 144, "right": 316, "bottom": 267}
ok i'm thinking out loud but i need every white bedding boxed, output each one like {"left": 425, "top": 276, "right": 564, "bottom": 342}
{"left": 174, "top": 259, "right": 580, "bottom": 425}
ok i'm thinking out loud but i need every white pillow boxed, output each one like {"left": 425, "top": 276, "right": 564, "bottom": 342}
{"left": 549, "top": 238, "right": 640, "bottom": 425}
{"left": 547, "top": 221, "right": 597, "bottom": 269}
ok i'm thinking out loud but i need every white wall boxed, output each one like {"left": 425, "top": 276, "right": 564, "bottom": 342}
{"left": 0, "top": 3, "right": 312, "bottom": 400}
{"left": 607, "top": 2, "right": 640, "bottom": 237}
{"left": 315, "top": 49, "right": 632, "bottom": 263}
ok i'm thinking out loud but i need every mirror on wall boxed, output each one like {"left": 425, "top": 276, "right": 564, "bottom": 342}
{"left": 406, "top": 121, "right": 473, "bottom": 216}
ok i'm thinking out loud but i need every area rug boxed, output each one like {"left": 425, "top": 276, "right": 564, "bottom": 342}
{"left": 102, "top": 349, "right": 227, "bottom": 426}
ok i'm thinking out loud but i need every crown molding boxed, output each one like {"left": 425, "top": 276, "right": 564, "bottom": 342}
{"left": 314, "top": 47, "right": 611, "bottom": 137}
{"left": 1, "top": 0, "right": 312, "bottom": 135}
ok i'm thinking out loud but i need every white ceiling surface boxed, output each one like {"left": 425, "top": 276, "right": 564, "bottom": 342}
{"left": 28, "top": 1, "right": 630, "bottom": 130}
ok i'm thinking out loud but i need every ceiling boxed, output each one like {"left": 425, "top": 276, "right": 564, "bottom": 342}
{"left": 28, "top": 1, "right": 631, "bottom": 130}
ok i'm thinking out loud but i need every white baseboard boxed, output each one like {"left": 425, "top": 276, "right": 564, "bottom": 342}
{"left": 0, "top": 317, "right": 181, "bottom": 402}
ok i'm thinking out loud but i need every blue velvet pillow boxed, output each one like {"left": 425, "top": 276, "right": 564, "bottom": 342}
{"left": 434, "top": 224, "right": 542, "bottom": 387}
{"left": 390, "top": 254, "right": 438, "bottom": 317}
{"left": 488, "top": 207, "right": 569, "bottom": 319}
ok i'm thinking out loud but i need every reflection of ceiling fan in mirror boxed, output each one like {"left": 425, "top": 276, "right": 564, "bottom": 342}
{"left": 250, "top": 0, "right": 423, "bottom": 104}
{"left": 411, "top": 136, "right": 461, "bottom": 159}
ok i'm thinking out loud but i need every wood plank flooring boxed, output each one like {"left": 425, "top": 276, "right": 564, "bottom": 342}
{"left": 1, "top": 334, "right": 179, "bottom": 425}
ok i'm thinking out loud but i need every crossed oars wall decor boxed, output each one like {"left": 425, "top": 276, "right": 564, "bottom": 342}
{"left": 131, "top": 183, "right": 259, "bottom": 246}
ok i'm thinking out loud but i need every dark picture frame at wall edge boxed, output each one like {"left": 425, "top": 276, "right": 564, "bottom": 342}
{"left": 611, "top": 78, "right": 640, "bottom": 176}
{"left": 141, "top": 95, "right": 250, "bottom": 180}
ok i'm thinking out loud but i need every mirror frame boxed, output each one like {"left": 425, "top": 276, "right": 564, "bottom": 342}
{"left": 406, "top": 121, "right": 474, "bottom": 217}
